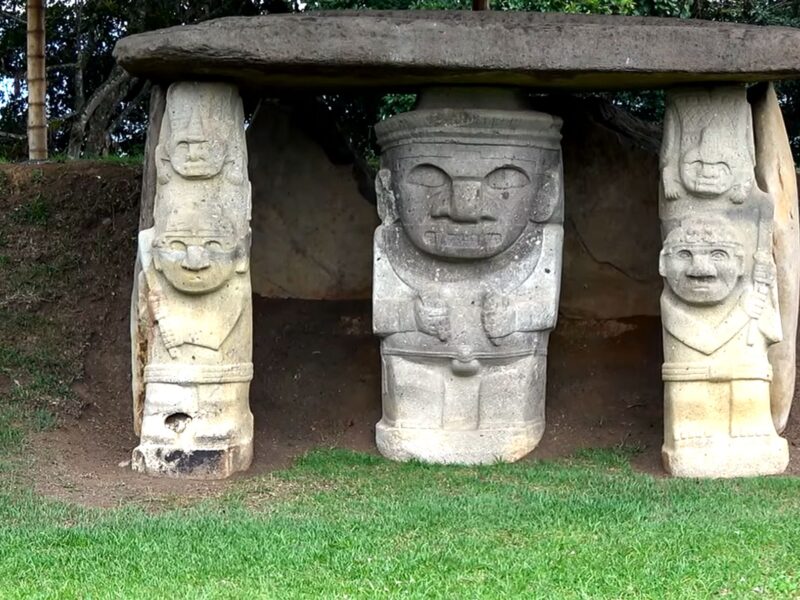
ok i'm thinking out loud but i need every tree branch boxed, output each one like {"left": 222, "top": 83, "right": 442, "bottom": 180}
{"left": 67, "top": 65, "right": 131, "bottom": 158}
{"left": 0, "top": 10, "right": 25, "bottom": 25}
{"left": 105, "top": 79, "right": 151, "bottom": 154}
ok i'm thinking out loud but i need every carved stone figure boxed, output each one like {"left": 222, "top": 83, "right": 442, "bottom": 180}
{"left": 659, "top": 86, "right": 789, "bottom": 478}
{"left": 372, "top": 88, "right": 564, "bottom": 464}
{"left": 131, "top": 81, "right": 253, "bottom": 478}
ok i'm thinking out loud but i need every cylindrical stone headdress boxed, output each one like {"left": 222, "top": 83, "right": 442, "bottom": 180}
{"left": 375, "top": 89, "right": 562, "bottom": 152}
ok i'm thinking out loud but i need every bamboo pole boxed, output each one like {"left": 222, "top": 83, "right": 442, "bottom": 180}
{"left": 27, "top": 0, "right": 47, "bottom": 161}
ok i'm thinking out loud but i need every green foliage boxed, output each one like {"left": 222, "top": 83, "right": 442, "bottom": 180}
{"left": 0, "top": 0, "right": 290, "bottom": 158}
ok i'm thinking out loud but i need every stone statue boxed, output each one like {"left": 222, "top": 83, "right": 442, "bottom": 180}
{"left": 658, "top": 86, "right": 789, "bottom": 477}
{"left": 372, "top": 88, "right": 564, "bottom": 464}
{"left": 131, "top": 82, "right": 253, "bottom": 478}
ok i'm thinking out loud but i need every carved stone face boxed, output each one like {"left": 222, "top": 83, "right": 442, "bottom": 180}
{"left": 153, "top": 212, "right": 243, "bottom": 294}
{"left": 680, "top": 151, "right": 733, "bottom": 197}
{"left": 679, "top": 146, "right": 738, "bottom": 198}
{"left": 661, "top": 237, "right": 744, "bottom": 306}
{"left": 678, "top": 123, "right": 751, "bottom": 199}
{"left": 391, "top": 145, "right": 539, "bottom": 259}
{"left": 168, "top": 134, "right": 227, "bottom": 180}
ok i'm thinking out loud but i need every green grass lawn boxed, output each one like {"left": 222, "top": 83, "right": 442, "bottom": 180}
{"left": 1, "top": 445, "right": 799, "bottom": 599}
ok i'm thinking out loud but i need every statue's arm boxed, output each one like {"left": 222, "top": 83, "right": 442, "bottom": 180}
{"left": 660, "top": 103, "right": 682, "bottom": 200}
{"left": 483, "top": 224, "right": 563, "bottom": 341}
{"left": 757, "top": 278, "right": 783, "bottom": 344}
{"left": 515, "top": 223, "right": 563, "bottom": 332}
{"left": 372, "top": 230, "right": 417, "bottom": 337}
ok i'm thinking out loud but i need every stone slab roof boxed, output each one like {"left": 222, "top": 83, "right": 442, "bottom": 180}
{"left": 114, "top": 11, "right": 800, "bottom": 91}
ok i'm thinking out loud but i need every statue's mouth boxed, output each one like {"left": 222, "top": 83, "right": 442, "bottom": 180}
{"left": 424, "top": 230, "right": 502, "bottom": 252}
{"left": 685, "top": 275, "right": 717, "bottom": 291}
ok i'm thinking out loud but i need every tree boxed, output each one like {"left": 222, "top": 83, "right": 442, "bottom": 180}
{"left": 25, "top": 0, "right": 45, "bottom": 160}
{"left": 1, "top": 0, "right": 292, "bottom": 160}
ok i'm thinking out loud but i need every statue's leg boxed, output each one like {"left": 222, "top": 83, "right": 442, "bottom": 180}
{"left": 377, "top": 354, "right": 447, "bottom": 461}
{"left": 664, "top": 381, "right": 728, "bottom": 443}
{"left": 729, "top": 379, "right": 783, "bottom": 438}
{"left": 476, "top": 354, "right": 546, "bottom": 460}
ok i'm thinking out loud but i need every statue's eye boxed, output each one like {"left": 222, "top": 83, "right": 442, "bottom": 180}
{"left": 407, "top": 165, "right": 449, "bottom": 188}
{"left": 205, "top": 240, "right": 223, "bottom": 251}
{"left": 485, "top": 167, "right": 530, "bottom": 190}
{"left": 677, "top": 249, "right": 692, "bottom": 260}
{"left": 711, "top": 249, "right": 729, "bottom": 261}
{"left": 169, "top": 241, "right": 186, "bottom": 252}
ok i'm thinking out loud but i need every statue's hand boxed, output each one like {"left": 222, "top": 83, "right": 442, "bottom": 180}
{"left": 743, "top": 287, "right": 769, "bottom": 320}
{"left": 414, "top": 293, "right": 451, "bottom": 342}
{"left": 753, "top": 254, "right": 776, "bottom": 287}
{"left": 482, "top": 292, "right": 517, "bottom": 341}
{"left": 728, "top": 180, "right": 752, "bottom": 205}
{"left": 148, "top": 289, "right": 178, "bottom": 349}
{"left": 662, "top": 175, "right": 682, "bottom": 201}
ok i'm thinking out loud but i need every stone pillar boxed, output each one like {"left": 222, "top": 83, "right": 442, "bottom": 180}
{"left": 372, "top": 88, "right": 564, "bottom": 464}
{"left": 750, "top": 82, "right": 800, "bottom": 434}
{"left": 659, "top": 85, "right": 789, "bottom": 478}
{"left": 131, "top": 81, "right": 253, "bottom": 478}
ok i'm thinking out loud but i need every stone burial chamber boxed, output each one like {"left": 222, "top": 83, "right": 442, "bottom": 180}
{"left": 114, "top": 11, "right": 800, "bottom": 478}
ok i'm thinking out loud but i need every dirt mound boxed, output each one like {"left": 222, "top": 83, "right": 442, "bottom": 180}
{"left": 1, "top": 162, "right": 798, "bottom": 508}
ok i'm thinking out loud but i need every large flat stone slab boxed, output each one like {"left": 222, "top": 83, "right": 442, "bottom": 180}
{"left": 114, "top": 12, "right": 800, "bottom": 90}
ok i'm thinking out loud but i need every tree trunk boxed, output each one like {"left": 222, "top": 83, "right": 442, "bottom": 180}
{"left": 66, "top": 65, "right": 132, "bottom": 158}
{"left": 26, "top": 0, "right": 47, "bottom": 161}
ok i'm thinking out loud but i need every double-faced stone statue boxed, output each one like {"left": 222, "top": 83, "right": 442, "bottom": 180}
{"left": 659, "top": 86, "right": 789, "bottom": 477}
{"left": 131, "top": 82, "right": 254, "bottom": 478}
{"left": 372, "top": 88, "right": 564, "bottom": 464}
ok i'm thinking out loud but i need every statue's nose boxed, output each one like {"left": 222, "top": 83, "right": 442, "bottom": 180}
{"left": 700, "top": 162, "right": 718, "bottom": 177}
{"left": 187, "top": 142, "right": 203, "bottom": 160}
{"left": 687, "top": 254, "right": 715, "bottom": 277}
{"left": 447, "top": 180, "right": 482, "bottom": 223}
{"left": 182, "top": 245, "right": 210, "bottom": 271}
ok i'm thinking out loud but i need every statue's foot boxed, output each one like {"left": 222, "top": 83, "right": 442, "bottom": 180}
{"left": 131, "top": 441, "right": 253, "bottom": 479}
{"left": 376, "top": 419, "right": 545, "bottom": 465}
{"left": 662, "top": 435, "right": 789, "bottom": 478}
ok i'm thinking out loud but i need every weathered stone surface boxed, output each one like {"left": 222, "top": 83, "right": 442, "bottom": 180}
{"left": 114, "top": 12, "right": 800, "bottom": 91}
{"left": 132, "top": 84, "right": 166, "bottom": 436}
{"left": 247, "top": 101, "right": 377, "bottom": 299}
{"left": 131, "top": 82, "right": 254, "bottom": 479}
{"left": 372, "top": 88, "right": 563, "bottom": 464}
{"left": 659, "top": 86, "right": 788, "bottom": 478}
{"left": 137, "top": 85, "right": 166, "bottom": 232}
{"left": 555, "top": 99, "right": 662, "bottom": 318}
{"left": 750, "top": 83, "right": 800, "bottom": 434}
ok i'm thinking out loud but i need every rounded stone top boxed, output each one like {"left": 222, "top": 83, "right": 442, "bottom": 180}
{"left": 113, "top": 11, "right": 800, "bottom": 91}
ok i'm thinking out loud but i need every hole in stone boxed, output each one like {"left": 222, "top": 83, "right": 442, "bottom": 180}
{"left": 165, "top": 412, "right": 191, "bottom": 433}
